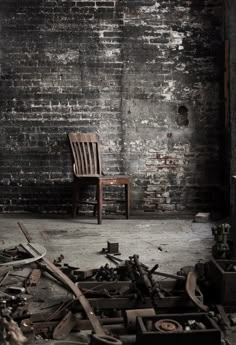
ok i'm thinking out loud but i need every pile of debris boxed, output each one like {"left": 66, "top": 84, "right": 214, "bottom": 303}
{"left": 0, "top": 222, "right": 236, "bottom": 345}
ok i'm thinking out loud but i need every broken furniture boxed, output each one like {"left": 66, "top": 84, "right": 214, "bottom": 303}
{"left": 68, "top": 132, "right": 131, "bottom": 224}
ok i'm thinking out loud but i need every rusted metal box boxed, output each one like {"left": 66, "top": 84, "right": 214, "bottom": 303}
{"left": 107, "top": 241, "right": 120, "bottom": 254}
{"left": 136, "top": 313, "right": 221, "bottom": 345}
{"left": 208, "top": 258, "right": 236, "bottom": 305}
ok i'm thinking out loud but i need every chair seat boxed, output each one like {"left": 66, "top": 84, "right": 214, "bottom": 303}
{"left": 74, "top": 175, "right": 130, "bottom": 185}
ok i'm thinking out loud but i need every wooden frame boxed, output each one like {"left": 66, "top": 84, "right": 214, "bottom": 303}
{"left": 68, "top": 133, "right": 131, "bottom": 224}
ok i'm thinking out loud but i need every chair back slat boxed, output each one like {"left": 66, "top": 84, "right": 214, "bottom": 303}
{"left": 92, "top": 142, "right": 97, "bottom": 175}
{"left": 81, "top": 142, "right": 88, "bottom": 174}
{"left": 87, "top": 143, "right": 93, "bottom": 174}
{"left": 73, "top": 143, "right": 81, "bottom": 175}
{"left": 97, "top": 142, "right": 102, "bottom": 175}
{"left": 68, "top": 133, "right": 102, "bottom": 176}
{"left": 77, "top": 142, "right": 85, "bottom": 174}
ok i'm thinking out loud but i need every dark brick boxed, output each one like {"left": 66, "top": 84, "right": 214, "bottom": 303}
{"left": 0, "top": 0, "right": 224, "bottom": 214}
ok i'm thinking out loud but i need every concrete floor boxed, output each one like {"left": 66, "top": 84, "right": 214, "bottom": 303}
{"left": 0, "top": 214, "right": 213, "bottom": 274}
{"left": 0, "top": 214, "right": 215, "bottom": 344}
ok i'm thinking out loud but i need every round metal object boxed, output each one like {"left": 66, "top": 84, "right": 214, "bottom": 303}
{"left": 90, "top": 334, "right": 122, "bottom": 345}
{"left": 0, "top": 243, "right": 47, "bottom": 266}
{"left": 154, "top": 319, "right": 183, "bottom": 332}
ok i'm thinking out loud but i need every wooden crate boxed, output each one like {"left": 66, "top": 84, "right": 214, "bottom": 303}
{"left": 136, "top": 313, "right": 221, "bottom": 345}
{"left": 208, "top": 258, "right": 236, "bottom": 304}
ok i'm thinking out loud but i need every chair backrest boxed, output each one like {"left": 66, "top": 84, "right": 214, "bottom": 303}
{"left": 68, "top": 132, "right": 102, "bottom": 176}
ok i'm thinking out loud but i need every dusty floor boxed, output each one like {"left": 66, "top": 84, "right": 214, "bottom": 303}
{"left": 0, "top": 214, "right": 214, "bottom": 344}
{"left": 0, "top": 214, "right": 213, "bottom": 274}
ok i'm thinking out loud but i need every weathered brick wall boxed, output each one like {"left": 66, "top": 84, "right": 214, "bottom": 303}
{"left": 225, "top": 2, "right": 236, "bottom": 184}
{"left": 0, "top": 0, "right": 223, "bottom": 214}
{"left": 225, "top": 1, "right": 236, "bottom": 221}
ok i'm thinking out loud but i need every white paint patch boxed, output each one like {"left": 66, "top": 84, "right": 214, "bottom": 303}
{"left": 176, "top": 63, "right": 186, "bottom": 71}
{"left": 139, "top": 2, "right": 161, "bottom": 14}
{"left": 45, "top": 50, "right": 79, "bottom": 64}
{"left": 161, "top": 81, "right": 176, "bottom": 101}
{"left": 169, "top": 30, "right": 185, "bottom": 50}
{"left": 105, "top": 50, "right": 113, "bottom": 57}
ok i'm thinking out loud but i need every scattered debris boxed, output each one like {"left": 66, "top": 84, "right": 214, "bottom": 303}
{"left": 4, "top": 318, "right": 27, "bottom": 345}
{"left": 185, "top": 271, "right": 209, "bottom": 312}
{"left": 102, "top": 242, "right": 120, "bottom": 255}
{"left": 136, "top": 313, "right": 221, "bottom": 345}
{"left": 0, "top": 221, "right": 235, "bottom": 344}
{"left": 0, "top": 243, "right": 46, "bottom": 267}
{"left": 212, "top": 224, "right": 231, "bottom": 259}
{"left": 194, "top": 212, "right": 211, "bottom": 223}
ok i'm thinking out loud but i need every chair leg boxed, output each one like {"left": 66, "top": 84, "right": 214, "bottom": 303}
{"left": 72, "top": 181, "right": 77, "bottom": 217}
{"left": 97, "top": 181, "right": 103, "bottom": 225}
{"left": 125, "top": 181, "right": 130, "bottom": 219}
{"left": 72, "top": 180, "right": 80, "bottom": 218}
{"left": 93, "top": 188, "right": 98, "bottom": 217}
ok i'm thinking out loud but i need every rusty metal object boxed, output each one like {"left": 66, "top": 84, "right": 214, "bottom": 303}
{"left": 18, "top": 224, "right": 123, "bottom": 344}
{"left": 212, "top": 224, "right": 231, "bottom": 259}
{"left": 152, "top": 271, "right": 185, "bottom": 281}
{"left": 29, "top": 320, "right": 58, "bottom": 336}
{"left": 0, "top": 243, "right": 46, "bottom": 266}
{"left": 29, "top": 316, "right": 124, "bottom": 336}
{"left": 95, "top": 264, "right": 119, "bottom": 282}
{"left": 136, "top": 313, "right": 221, "bottom": 345}
{"left": 132, "top": 255, "right": 153, "bottom": 294}
{"left": 185, "top": 271, "right": 209, "bottom": 312}
{"left": 6, "top": 286, "right": 26, "bottom": 294}
{"left": 18, "top": 223, "right": 106, "bottom": 337}
{"left": 103, "top": 242, "right": 120, "bottom": 255}
{"left": 215, "top": 304, "right": 231, "bottom": 331}
{"left": 0, "top": 270, "right": 11, "bottom": 288}
{"left": 53, "top": 311, "right": 76, "bottom": 340}
{"left": 18, "top": 223, "right": 102, "bottom": 334}
{"left": 41, "top": 256, "right": 106, "bottom": 336}
{"left": 154, "top": 319, "right": 183, "bottom": 332}
{"left": 18, "top": 222, "right": 33, "bottom": 242}
{"left": 124, "top": 308, "right": 155, "bottom": 331}
{"left": 25, "top": 269, "right": 41, "bottom": 289}
{"left": 131, "top": 255, "right": 164, "bottom": 300}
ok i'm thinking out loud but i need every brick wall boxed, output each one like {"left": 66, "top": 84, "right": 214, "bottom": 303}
{"left": 0, "top": 0, "right": 224, "bottom": 214}
{"left": 225, "top": 2, "right": 236, "bottom": 192}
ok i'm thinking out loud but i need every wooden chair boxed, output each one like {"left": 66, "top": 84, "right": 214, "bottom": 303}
{"left": 68, "top": 132, "right": 131, "bottom": 224}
